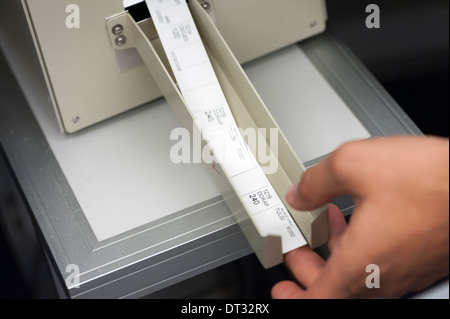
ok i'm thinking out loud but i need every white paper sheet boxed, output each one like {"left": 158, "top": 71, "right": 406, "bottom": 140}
{"left": 244, "top": 46, "right": 371, "bottom": 163}
{"left": 30, "top": 97, "right": 222, "bottom": 242}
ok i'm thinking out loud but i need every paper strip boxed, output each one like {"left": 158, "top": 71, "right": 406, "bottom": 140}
{"left": 145, "top": 0, "right": 306, "bottom": 252}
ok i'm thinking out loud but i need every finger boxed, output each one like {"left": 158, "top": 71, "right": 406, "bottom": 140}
{"left": 327, "top": 204, "right": 348, "bottom": 252}
{"left": 287, "top": 141, "right": 369, "bottom": 211}
{"left": 271, "top": 281, "right": 306, "bottom": 299}
{"left": 298, "top": 253, "right": 355, "bottom": 299}
{"left": 284, "top": 245, "right": 326, "bottom": 288}
{"left": 301, "top": 213, "right": 374, "bottom": 299}
{"left": 278, "top": 206, "right": 348, "bottom": 298}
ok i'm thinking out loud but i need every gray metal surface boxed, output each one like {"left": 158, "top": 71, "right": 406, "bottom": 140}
{"left": 0, "top": 51, "right": 251, "bottom": 298}
{"left": 0, "top": 34, "right": 423, "bottom": 298}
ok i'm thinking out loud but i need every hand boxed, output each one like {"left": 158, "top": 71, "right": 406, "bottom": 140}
{"left": 272, "top": 136, "right": 449, "bottom": 298}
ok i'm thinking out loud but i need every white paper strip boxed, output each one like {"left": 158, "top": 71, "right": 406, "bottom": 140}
{"left": 123, "top": 0, "right": 144, "bottom": 8}
{"left": 145, "top": 0, "right": 306, "bottom": 252}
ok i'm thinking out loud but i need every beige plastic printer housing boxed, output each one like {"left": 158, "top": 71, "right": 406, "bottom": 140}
{"left": 22, "top": 0, "right": 327, "bottom": 133}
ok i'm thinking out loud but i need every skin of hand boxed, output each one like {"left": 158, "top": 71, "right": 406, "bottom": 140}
{"left": 272, "top": 136, "right": 449, "bottom": 298}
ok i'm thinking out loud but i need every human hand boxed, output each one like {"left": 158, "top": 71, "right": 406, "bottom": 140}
{"left": 272, "top": 136, "right": 449, "bottom": 298}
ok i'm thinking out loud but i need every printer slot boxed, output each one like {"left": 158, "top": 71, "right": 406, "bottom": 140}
{"left": 125, "top": 1, "right": 151, "bottom": 22}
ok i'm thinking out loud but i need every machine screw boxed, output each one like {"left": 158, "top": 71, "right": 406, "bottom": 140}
{"left": 199, "top": 1, "right": 211, "bottom": 10}
{"left": 115, "top": 34, "right": 127, "bottom": 46}
{"left": 112, "top": 24, "right": 124, "bottom": 35}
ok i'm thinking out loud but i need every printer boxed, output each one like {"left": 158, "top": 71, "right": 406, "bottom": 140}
{"left": 0, "top": 0, "right": 421, "bottom": 298}
{"left": 9, "top": 0, "right": 328, "bottom": 134}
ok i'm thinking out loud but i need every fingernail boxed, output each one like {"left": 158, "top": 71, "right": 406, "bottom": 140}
{"left": 286, "top": 184, "right": 298, "bottom": 204}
